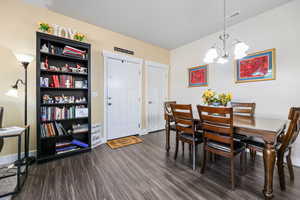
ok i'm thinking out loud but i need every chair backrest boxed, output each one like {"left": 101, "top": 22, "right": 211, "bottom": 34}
{"left": 231, "top": 102, "right": 256, "bottom": 117}
{"left": 170, "top": 104, "right": 195, "bottom": 135}
{"left": 0, "top": 107, "right": 3, "bottom": 128}
{"left": 164, "top": 101, "right": 176, "bottom": 121}
{"left": 278, "top": 108, "right": 300, "bottom": 153}
{"left": 288, "top": 107, "right": 300, "bottom": 145}
{"left": 0, "top": 107, "right": 4, "bottom": 152}
{"left": 197, "top": 105, "right": 234, "bottom": 152}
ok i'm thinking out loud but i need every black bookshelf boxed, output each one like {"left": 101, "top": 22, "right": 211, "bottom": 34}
{"left": 36, "top": 32, "right": 91, "bottom": 163}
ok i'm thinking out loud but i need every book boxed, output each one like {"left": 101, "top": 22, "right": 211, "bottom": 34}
{"left": 71, "top": 139, "right": 89, "bottom": 148}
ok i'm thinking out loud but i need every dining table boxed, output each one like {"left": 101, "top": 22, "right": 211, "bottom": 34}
{"left": 165, "top": 113, "right": 287, "bottom": 200}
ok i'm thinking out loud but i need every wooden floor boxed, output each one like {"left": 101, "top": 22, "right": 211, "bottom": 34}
{"left": 14, "top": 131, "right": 300, "bottom": 200}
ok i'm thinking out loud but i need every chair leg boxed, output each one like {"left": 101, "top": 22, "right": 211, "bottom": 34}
{"left": 240, "top": 152, "right": 244, "bottom": 174}
{"left": 231, "top": 157, "right": 235, "bottom": 190}
{"left": 286, "top": 147, "right": 294, "bottom": 181}
{"left": 182, "top": 141, "right": 185, "bottom": 155}
{"left": 189, "top": 144, "right": 192, "bottom": 155}
{"left": 174, "top": 136, "right": 179, "bottom": 160}
{"left": 201, "top": 142, "right": 207, "bottom": 174}
{"left": 277, "top": 152, "right": 286, "bottom": 191}
{"left": 165, "top": 121, "right": 170, "bottom": 152}
{"left": 192, "top": 142, "right": 196, "bottom": 170}
{"left": 250, "top": 149, "right": 257, "bottom": 161}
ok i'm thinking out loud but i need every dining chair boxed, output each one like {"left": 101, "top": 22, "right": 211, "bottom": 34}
{"left": 170, "top": 104, "right": 203, "bottom": 170}
{"left": 243, "top": 107, "right": 300, "bottom": 190}
{"left": 0, "top": 107, "right": 4, "bottom": 153}
{"left": 231, "top": 102, "right": 256, "bottom": 117}
{"left": 231, "top": 102, "right": 258, "bottom": 159}
{"left": 197, "top": 105, "right": 246, "bottom": 189}
{"left": 164, "top": 101, "right": 176, "bottom": 152}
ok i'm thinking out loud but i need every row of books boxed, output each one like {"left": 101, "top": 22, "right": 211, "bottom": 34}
{"left": 51, "top": 75, "right": 75, "bottom": 88}
{"left": 41, "top": 43, "right": 87, "bottom": 59}
{"left": 56, "top": 139, "right": 89, "bottom": 154}
{"left": 41, "top": 106, "right": 85, "bottom": 121}
{"left": 72, "top": 123, "right": 88, "bottom": 134}
{"left": 40, "top": 122, "right": 68, "bottom": 138}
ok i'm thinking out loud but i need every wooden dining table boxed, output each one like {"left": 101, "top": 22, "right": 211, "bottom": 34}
{"left": 165, "top": 113, "right": 287, "bottom": 200}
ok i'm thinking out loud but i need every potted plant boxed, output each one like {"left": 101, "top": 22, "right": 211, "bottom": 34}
{"left": 74, "top": 32, "right": 85, "bottom": 42}
{"left": 218, "top": 93, "right": 232, "bottom": 107}
{"left": 38, "top": 22, "right": 51, "bottom": 33}
{"left": 202, "top": 89, "right": 217, "bottom": 105}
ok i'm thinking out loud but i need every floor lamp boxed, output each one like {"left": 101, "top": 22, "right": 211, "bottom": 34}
{"left": 6, "top": 53, "right": 35, "bottom": 164}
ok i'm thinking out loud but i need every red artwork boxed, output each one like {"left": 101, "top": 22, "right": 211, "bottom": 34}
{"left": 188, "top": 65, "right": 208, "bottom": 87}
{"left": 239, "top": 55, "right": 269, "bottom": 78}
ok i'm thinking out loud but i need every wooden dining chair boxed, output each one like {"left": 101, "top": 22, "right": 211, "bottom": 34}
{"left": 197, "top": 105, "right": 246, "bottom": 189}
{"left": 0, "top": 107, "right": 4, "bottom": 153}
{"left": 170, "top": 104, "right": 203, "bottom": 170}
{"left": 231, "top": 102, "right": 256, "bottom": 117}
{"left": 243, "top": 107, "right": 300, "bottom": 191}
{"left": 164, "top": 101, "right": 176, "bottom": 152}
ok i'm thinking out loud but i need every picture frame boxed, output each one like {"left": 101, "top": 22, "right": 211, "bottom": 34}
{"left": 188, "top": 65, "right": 208, "bottom": 87}
{"left": 235, "top": 48, "right": 276, "bottom": 83}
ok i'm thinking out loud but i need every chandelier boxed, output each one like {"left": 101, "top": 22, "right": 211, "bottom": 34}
{"left": 203, "top": 0, "right": 249, "bottom": 64}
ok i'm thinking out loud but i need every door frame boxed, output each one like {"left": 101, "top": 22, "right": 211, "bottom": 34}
{"left": 145, "top": 60, "right": 169, "bottom": 133}
{"left": 103, "top": 50, "right": 143, "bottom": 142}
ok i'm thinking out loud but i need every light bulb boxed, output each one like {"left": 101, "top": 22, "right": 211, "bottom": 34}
{"left": 234, "top": 42, "right": 249, "bottom": 59}
{"left": 204, "top": 47, "right": 218, "bottom": 64}
{"left": 217, "top": 57, "right": 229, "bottom": 64}
{"left": 6, "top": 88, "right": 18, "bottom": 98}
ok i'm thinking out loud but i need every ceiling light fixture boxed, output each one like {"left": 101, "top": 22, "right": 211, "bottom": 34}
{"left": 204, "top": 0, "right": 249, "bottom": 64}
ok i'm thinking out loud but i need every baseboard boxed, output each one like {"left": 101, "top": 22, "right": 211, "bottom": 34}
{"left": 139, "top": 129, "right": 149, "bottom": 136}
{"left": 0, "top": 151, "right": 36, "bottom": 166}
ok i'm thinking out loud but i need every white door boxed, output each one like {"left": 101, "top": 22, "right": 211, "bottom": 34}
{"left": 147, "top": 64, "right": 168, "bottom": 132}
{"left": 106, "top": 58, "right": 141, "bottom": 140}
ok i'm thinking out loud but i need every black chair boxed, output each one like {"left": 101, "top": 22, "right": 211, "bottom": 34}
{"left": 0, "top": 107, "right": 4, "bottom": 152}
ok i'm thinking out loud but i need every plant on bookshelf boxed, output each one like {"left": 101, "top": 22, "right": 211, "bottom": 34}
{"left": 37, "top": 32, "right": 91, "bottom": 162}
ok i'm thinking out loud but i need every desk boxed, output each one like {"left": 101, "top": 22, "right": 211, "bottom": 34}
{"left": 0, "top": 126, "right": 29, "bottom": 198}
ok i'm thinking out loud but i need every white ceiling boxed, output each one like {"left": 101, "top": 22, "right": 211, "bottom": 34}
{"left": 25, "top": 0, "right": 292, "bottom": 49}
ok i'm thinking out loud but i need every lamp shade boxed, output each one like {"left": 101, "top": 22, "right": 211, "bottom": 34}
{"left": 204, "top": 47, "right": 218, "bottom": 64}
{"left": 5, "top": 88, "right": 18, "bottom": 98}
{"left": 14, "top": 53, "right": 34, "bottom": 63}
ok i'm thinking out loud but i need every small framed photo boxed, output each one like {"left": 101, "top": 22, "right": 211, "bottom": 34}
{"left": 75, "top": 81, "right": 83, "bottom": 88}
{"left": 188, "top": 65, "right": 208, "bottom": 87}
{"left": 235, "top": 48, "right": 276, "bottom": 83}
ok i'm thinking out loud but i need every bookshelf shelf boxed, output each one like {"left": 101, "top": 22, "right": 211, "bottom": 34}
{"left": 41, "top": 117, "right": 88, "bottom": 123}
{"left": 38, "top": 147, "right": 91, "bottom": 163}
{"left": 40, "top": 69, "right": 88, "bottom": 76}
{"left": 36, "top": 32, "right": 91, "bottom": 163}
{"left": 40, "top": 87, "right": 88, "bottom": 90}
{"left": 40, "top": 51, "right": 88, "bottom": 62}
{"left": 41, "top": 103, "right": 88, "bottom": 106}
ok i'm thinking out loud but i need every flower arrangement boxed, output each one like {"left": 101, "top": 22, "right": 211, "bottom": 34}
{"left": 74, "top": 32, "right": 85, "bottom": 42}
{"left": 218, "top": 93, "right": 232, "bottom": 106}
{"left": 38, "top": 22, "right": 51, "bottom": 33}
{"left": 202, "top": 89, "right": 232, "bottom": 106}
{"left": 202, "top": 89, "right": 217, "bottom": 105}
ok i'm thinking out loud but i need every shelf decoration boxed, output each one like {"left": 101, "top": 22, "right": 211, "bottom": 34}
{"left": 38, "top": 22, "right": 51, "bottom": 33}
{"left": 74, "top": 32, "right": 86, "bottom": 42}
{"left": 188, "top": 65, "right": 208, "bottom": 87}
{"left": 235, "top": 48, "right": 276, "bottom": 83}
{"left": 36, "top": 22, "right": 87, "bottom": 42}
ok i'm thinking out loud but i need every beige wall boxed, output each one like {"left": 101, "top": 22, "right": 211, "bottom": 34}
{"left": 0, "top": 0, "right": 169, "bottom": 156}
{"left": 170, "top": 1, "right": 300, "bottom": 165}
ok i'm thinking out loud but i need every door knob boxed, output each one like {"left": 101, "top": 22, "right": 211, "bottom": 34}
{"left": 108, "top": 103, "right": 112, "bottom": 106}
{"left": 149, "top": 101, "right": 152, "bottom": 104}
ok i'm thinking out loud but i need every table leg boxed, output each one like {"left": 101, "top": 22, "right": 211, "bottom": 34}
{"left": 165, "top": 120, "right": 170, "bottom": 152}
{"left": 263, "top": 143, "right": 276, "bottom": 199}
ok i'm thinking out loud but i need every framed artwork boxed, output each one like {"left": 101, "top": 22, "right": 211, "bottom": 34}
{"left": 188, "top": 65, "right": 208, "bottom": 87}
{"left": 235, "top": 48, "right": 276, "bottom": 83}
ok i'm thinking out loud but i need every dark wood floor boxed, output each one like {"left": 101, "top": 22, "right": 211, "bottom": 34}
{"left": 14, "top": 131, "right": 300, "bottom": 200}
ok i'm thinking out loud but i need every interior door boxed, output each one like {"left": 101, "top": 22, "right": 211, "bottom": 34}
{"left": 107, "top": 58, "right": 141, "bottom": 140}
{"left": 147, "top": 65, "right": 168, "bottom": 132}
